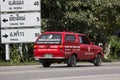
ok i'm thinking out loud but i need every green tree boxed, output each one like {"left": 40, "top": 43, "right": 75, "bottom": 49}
{"left": 41, "top": 0, "right": 120, "bottom": 43}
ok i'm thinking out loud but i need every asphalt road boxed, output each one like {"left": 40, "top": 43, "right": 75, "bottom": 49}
{"left": 0, "top": 62, "right": 120, "bottom": 80}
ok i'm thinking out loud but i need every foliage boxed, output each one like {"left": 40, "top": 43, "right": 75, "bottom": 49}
{"left": 41, "top": 0, "right": 120, "bottom": 44}
{"left": 0, "top": 44, "right": 34, "bottom": 63}
{"left": 0, "top": 44, "right": 5, "bottom": 62}
{"left": 110, "top": 36, "right": 120, "bottom": 58}
{"left": 10, "top": 44, "right": 21, "bottom": 63}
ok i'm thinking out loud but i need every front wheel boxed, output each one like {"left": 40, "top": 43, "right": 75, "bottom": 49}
{"left": 93, "top": 54, "right": 102, "bottom": 66}
{"left": 67, "top": 55, "right": 77, "bottom": 67}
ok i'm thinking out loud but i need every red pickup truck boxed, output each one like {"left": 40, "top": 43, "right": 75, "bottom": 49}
{"left": 34, "top": 32, "right": 104, "bottom": 67}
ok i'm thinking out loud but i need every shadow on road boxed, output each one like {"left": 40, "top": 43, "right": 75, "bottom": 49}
{"left": 38, "top": 64, "right": 96, "bottom": 69}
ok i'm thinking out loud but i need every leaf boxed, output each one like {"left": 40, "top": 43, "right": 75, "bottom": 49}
{"left": 56, "top": 1, "right": 61, "bottom": 8}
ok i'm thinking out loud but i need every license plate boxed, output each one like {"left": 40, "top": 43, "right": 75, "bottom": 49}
{"left": 44, "top": 54, "right": 53, "bottom": 58}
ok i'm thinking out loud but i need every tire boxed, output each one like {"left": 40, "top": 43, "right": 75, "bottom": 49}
{"left": 67, "top": 55, "right": 77, "bottom": 67}
{"left": 93, "top": 54, "right": 102, "bottom": 66}
{"left": 41, "top": 60, "right": 51, "bottom": 67}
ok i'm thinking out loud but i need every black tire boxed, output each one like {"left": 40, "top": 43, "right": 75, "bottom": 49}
{"left": 41, "top": 60, "right": 51, "bottom": 67}
{"left": 93, "top": 54, "right": 102, "bottom": 66}
{"left": 67, "top": 55, "right": 77, "bottom": 67}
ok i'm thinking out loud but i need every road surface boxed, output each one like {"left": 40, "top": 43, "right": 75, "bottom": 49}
{"left": 0, "top": 62, "right": 120, "bottom": 80}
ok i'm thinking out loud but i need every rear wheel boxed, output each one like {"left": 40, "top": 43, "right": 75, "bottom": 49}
{"left": 93, "top": 54, "right": 102, "bottom": 66}
{"left": 41, "top": 60, "right": 51, "bottom": 67}
{"left": 67, "top": 55, "right": 77, "bottom": 67}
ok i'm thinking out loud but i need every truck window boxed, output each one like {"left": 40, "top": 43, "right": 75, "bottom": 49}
{"left": 79, "top": 36, "right": 90, "bottom": 44}
{"left": 65, "top": 34, "right": 76, "bottom": 42}
{"left": 79, "top": 36, "right": 83, "bottom": 44}
{"left": 36, "top": 34, "right": 61, "bottom": 44}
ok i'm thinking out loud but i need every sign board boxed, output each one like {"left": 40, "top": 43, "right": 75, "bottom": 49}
{"left": 1, "top": 28, "right": 40, "bottom": 43}
{"left": 1, "top": 12, "right": 41, "bottom": 28}
{"left": 0, "top": 0, "right": 40, "bottom": 12}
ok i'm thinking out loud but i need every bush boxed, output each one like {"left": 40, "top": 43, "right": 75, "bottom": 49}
{"left": 110, "top": 36, "right": 120, "bottom": 59}
{"left": 0, "top": 43, "right": 34, "bottom": 64}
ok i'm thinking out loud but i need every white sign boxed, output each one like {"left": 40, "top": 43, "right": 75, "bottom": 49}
{"left": 1, "top": 12, "right": 41, "bottom": 28}
{"left": 0, "top": 0, "right": 40, "bottom": 12}
{"left": 1, "top": 28, "right": 40, "bottom": 43}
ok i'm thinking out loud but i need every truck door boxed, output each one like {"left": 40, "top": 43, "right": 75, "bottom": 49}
{"left": 79, "top": 36, "right": 92, "bottom": 59}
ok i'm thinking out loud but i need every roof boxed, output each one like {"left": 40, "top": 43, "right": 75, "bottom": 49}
{"left": 42, "top": 31, "right": 85, "bottom": 36}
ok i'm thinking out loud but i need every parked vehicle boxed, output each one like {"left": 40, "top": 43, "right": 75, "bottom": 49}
{"left": 34, "top": 32, "right": 104, "bottom": 67}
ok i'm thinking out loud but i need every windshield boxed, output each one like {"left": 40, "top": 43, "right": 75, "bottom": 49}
{"left": 36, "top": 34, "right": 61, "bottom": 44}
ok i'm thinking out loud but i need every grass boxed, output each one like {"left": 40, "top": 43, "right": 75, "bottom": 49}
{"left": 103, "top": 55, "right": 120, "bottom": 62}
{"left": 0, "top": 61, "right": 39, "bottom": 66}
